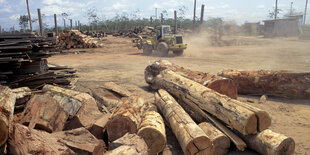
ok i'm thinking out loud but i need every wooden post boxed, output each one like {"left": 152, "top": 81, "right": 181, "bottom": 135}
{"left": 12, "top": 26, "right": 15, "bottom": 34}
{"left": 78, "top": 21, "right": 80, "bottom": 31}
{"left": 200, "top": 4, "right": 205, "bottom": 24}
{"left": 150, "top": 16, "right": 153, "bottom": 26}
{"left": 54, "top": 14, "right": 58, "bottom": 36}
{"left": 161, "top": 13, "right": 163, "bottom": 24}
{"left": 290, "top": 2, "right": 293, "bottom": 15}
{"left": 26, "top": 0, "right": 32, "bottom": 31}
{"left": 37, "top": 9, "right": 43, "bottom": 36}
{"left": 75, "top": 21, "right": 77, "bottom": 29}
{"left": 193, "top": 0, "right": 197, "bottom": 29}
{"left": 305, "top": 0, "right": 309, "bottom": 24}
{"left": 70, "top": 19, "right": 72, "bottom": 30}
{"left": 174, "top": 10, "right": 177, "bottom": 34}
{"left": 63, "top": 19, "right": 66, "bottom": 32}
{"left": 275, "top": 0, "right": 278, "bottom": 19}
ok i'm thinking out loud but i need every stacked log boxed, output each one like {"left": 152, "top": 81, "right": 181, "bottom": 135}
{"left": 218, "top": 70, "right": 310, "bottom": 99}
{"left": 58, "top": 30, "right": 102, "bottom": 49}
{"left": 155, "top": 89, "right": 214, "bottom": 155}
{"left": 149, "top": 60, "right": 238, "bottom": 99}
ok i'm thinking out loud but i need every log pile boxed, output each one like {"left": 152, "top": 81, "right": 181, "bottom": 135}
{"left": 145, "top": 60, "right": 296, "bottom": 155}
{"left": 113, "top": 26, "right": 156, "bottom": 38}
{"left": 58, "top": 30, "right": 103, "bottom": 49}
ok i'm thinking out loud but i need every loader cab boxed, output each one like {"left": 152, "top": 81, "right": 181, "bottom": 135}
{"left": 156, "top": 25, "right": 171, "bottom": 40}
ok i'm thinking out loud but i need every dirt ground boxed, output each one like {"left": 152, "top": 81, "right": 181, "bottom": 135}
{"left": 49, "top": 35, "right": 310, "bottom": 155}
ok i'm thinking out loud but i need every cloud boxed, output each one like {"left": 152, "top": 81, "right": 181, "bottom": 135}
{"left": 257, "top": 5, "right": 265, "bottom": 9}
{"left": 0, "top": 0, "right": 5, "bottom": 4}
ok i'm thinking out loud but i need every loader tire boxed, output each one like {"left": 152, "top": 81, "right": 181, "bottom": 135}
{"left": 157, "top": 42, "right": 169, "bottom": 57}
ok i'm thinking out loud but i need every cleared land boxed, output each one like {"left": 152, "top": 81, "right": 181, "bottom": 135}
{"left": 49, "top": 35, "right": 310, "bottom": 154}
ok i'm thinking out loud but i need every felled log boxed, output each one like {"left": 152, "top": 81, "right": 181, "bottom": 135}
{"left": 91, "top": 87, "right": 124, "bottom": 113}
{"left": 138, "top": 111, "right": 166, "bottom": 154}
{"left": 0, "top": 86, "right": 16, "bottom": 147}
{"left": 218, "top": 70, "right": 310, "bottom": 99}
{"left": 102, "top": 82, "right": 132, "bottom": 97}
{"left": 106, "top": 96, "right": 146, "bottom": 142}
{"left": 198, "top": 122, "right": 230, "bottom": 155}
{"left": 20, "top": 94, "right": 69, "bottom": 132}
{"left": 178, "top": 98, "right": 246, "bottom": 151}
{"left": 9, "top": 123, "right": 74, "bottom": 154}
{"left": 51, "top": 127, "right": 105, "bottom": 154}
{"left": 42, "top": 85, "right": 106, "bottom": 130}
{"left": 244, "top": 129, "right": 295, "bottom": 155}
{"left": 146, "top": 60, "right": 238, "bottom": 99}
{"left": 88, "top": 113, "right": 110, "bottom": 139}
{"left": 145, "top": 67, "right": 262, "bottom": 135}
{"left": 155, "top": 89, "right": 214, "bottom": 155}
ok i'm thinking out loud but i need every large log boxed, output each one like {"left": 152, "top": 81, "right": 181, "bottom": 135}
{"left": 102, "top": 82, "right": 132, "bottom": 97}
{"left": 106, "top": 96, "right": 145, "bottom": 142}
{"left": 9, "top": 123, "right": 74, "bottom": 154}
{"left": 20, "top": 94, "right": 69, "bottom": 132}
{"left": 198, "top": 122, "right": 230, "bottom": 155}
{"left": 150, "top": 60, "right": 238, "bottom": 99}
{"left": 91, "top": 87, "right": 124, "bottom": 113}
{"left": 0, "top": 86, "right": 16, "bottom": 147}
{"left": 138, "top": 111, "right": 166, "bottom": 154}
{"left": 218, "top": 69, "right": 310, "bottom": 99}
{"left": 42, "top": 85, "right": 106, "bottom": 130}
{"left": 155, "top": 89, "right": 214, "bottom": 155}
{"left": 145, "top": 66, "right": 260, "bottom": 135}
{"left": 244, "top": 129, "right": 295, "bottom": 155}
{"left": 11, "top": 87, "right": 31, "bottom": 106}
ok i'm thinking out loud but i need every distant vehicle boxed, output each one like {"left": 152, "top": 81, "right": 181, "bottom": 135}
{"left": 133, "top": 25, "right": 187, "bottom": 57}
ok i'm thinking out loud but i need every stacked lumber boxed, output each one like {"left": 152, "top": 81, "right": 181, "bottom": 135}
{"left": 145, "top": 61, "right": 295, "bottom": 155}
{"left": 58, "top": 30, "right": 103, "bottom": 49}
{"left": 0, "top": 32, "right": 76, "bottom": 89}
{"left": 218, "top": 69, "right": 310, "bottom": 99}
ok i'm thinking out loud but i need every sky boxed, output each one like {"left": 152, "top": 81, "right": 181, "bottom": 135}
{"left": 0, "top": 0, "right": 309, "bottom": 30}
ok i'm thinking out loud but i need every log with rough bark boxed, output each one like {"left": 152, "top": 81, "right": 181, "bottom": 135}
{"left": 51, "top": 127, "right": 105, "bottom": 154}
{"left": 102, "top": 82, "right": 132, "bottom": 97}
{"left": 11, "top": 87, "right": 32, "bottom": 107}
{"left": 147, "top": 60, "right": 238, "bottom": 99}
{"left": 58, "top": 30, "right": 102, "bottom": 49}
{"left": 9, "top": 123, "right": 75, "bottom": 154}
{"left": 218, "top": 69, "right": 310, "bottom": 99}
{"left": 20, "top": 94, "right": 69, "bottom": 132}
{"left": 155, "top": 89, "right": 214, "bottom": 155}
{"left": 0, "top": 86, "right": 16, "bottom": 147}
{"left": 244, "top": 129, "right": 295, "bottom": 155}
{"left": 178, "top": 98, "right": 246, "bottom": 151}
{"left": 138, "top": 111, "right": 166, "bottom": 154}
{"left": 145, "top": 66, "right": 265, "bottom": 135}
{"left": 106, "top": 96, "right": 146, "bottom": 142}
{"left": 198, "top": 122, "right": 230, "bottom": 155}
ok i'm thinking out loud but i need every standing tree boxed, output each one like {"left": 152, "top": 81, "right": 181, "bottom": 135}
{"left": 19, "top": 15, "right": 29, "bottom": 31}
{"left": 87, "top": 7, "right": 100, "bottom": 32}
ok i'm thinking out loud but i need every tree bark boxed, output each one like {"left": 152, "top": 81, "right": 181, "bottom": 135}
{"left": 138, "top": 111, "right": 166, "bottom": 154}
{"left": 102, "top": 82, "right": 132, "bottom": 97}
{"left": 0, "top": 86, "right": 16, "bottom": 147}
{"left": 9, "top": 123, "right": 74, "bottom": 154}
{"left": 145, "top": 67, "right": 259, "bottom": 135}
{"left": 11, "top": 87, "right": 31, "bottom": 107}
{"left": 155, "top": 89, "right": 214, "bottom": 155}
{"left": 91, "top": 87, "right": 123, "bottom": 113}
{"left": 244, "top": 129, "right": 295, "bottom": 155}
{"left": 218, "top": 69, "right": 310, "bottom": 99}
{"left": 198, "top": 122, "right": 230, "bottom": 155}
{"left": 147, "top": 60, "right": 237, "bottom": 99}
{"left": 106, "top": 96, "right": 145, "bottom": 142}
{"left": 20, "top": 94, "right": 69, "bottom": 133}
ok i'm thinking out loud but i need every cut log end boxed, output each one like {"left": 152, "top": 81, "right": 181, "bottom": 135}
{"left": 245, "top": 114, "right": 258, "bottom": 135}
{"left": 138, "top": 127, "right": 166, "bottom": 154}
{"left": 107, "top": 116, "right": 137, "bottom": 142}
{"left": 0, "top": 119, "right": 8, "bottom": 146}
{"left": 207, "top": 79, "right": 238, "bottom": 99}
{"left": 276, "top": 137, "right": 295, "bottom": 155}
{"left": 186, "top": 136, "right": 214, "bottom": 155}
